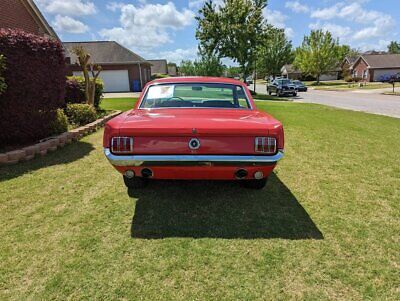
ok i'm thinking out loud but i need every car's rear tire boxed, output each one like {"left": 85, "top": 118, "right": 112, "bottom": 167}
{"left": 276, "top": 90, "right": 281, "bottom": 97}
{"left": 123, "top": 176, "right": 148, "bottom": 189}
{"left": 242, "top": 178, "right": 268, "bottom": 189}
{"left": 293, "top": 92, "right": 297, "bottom": 97}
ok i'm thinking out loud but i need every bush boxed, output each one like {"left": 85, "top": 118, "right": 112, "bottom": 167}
{"left": 0, "top": 29, "right": 66, "bottom": 147}
{"left": 344, "top": 76, "right": 353, "bottom": 83}
{"left": 50, "top": 109, "right": 69, "bottom": 134}
{"left": 0, "top": 54, "right": 6, "bottom": 95}
{"left": 151, "top": 73, "right": 169, "bottom": 79}
{"left": 65, "top": 76, "right": 104, "bottom": 108}
{"left": 65, "top": 103, "right": 97, "bottom": 126}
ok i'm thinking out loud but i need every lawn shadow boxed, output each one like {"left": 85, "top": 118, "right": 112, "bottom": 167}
{"left": 0, "top": 141, "right": 95, "bottom": 182}
{"left": 129, "top": 173, "right": 323, "bottom": 240}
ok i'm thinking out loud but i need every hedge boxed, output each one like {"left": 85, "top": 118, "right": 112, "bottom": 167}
{"left": 65, "top": 76, "right": 104, "bottom": 108}
{"left": 0, "top": 29, "right": 66, "bottom": 147}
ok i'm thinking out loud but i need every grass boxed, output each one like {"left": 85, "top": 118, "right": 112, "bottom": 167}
{"left": 100, "top": 95, "right": 291, "bottom": 112}
{"left": 1, "top": 102, "right": 399, "bottom": 300}
{"left": 383, "top": 92, "right": 400, "bottom": 96}
{"left": 100, "top": 97, "right": 138, "bottom": 111}
{"left": 303, "top": 80, "right": 393, "bottom": 91}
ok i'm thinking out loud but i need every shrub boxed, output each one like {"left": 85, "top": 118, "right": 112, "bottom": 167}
{"left": 65, "top": 103, "right": 97, "bottom": 126}
{"left": 50, "top": 109, "right": 69, "bottom": 134}
{"left": 0, "top": 54, "right": 6, "bottom": 95}
{"left": 344, "top": 76, "right": 353, "bottom": 83}
{"left": 65, "top": 76, "right": 104, "bottom": 108}
{"left": 0, "top": 29, "right": 66, "bottom": 147}
{"left": 353, "top": 77, "right": 363, "bottom": 83}
{"left": 151, "top": 73, "right": 169, "bottom": 79}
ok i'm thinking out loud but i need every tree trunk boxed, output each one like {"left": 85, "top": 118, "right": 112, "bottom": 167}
{"left": 82, "top": 66, "right": 90, "bottom": 104}
{"left": 316, "top": 73, "right": 320, "bottom": 84}
{"left": 88, "top": 80, "right": 95, "bottom": 106}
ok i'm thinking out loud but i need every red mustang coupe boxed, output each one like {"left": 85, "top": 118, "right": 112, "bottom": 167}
{"left": 103, "top": 77, "right": 284, "bottom": 189}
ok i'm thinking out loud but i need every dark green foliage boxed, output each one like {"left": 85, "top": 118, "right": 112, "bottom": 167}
{"left": 65, "top": 103, "right": 97, "bottom": 126}
{"left": 65, "top": 76, "right": 104, "bottom": 108}
{"left": 49, "top": 109, "right": 69, "bottom": 134}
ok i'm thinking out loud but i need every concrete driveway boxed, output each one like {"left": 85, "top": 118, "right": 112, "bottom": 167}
{"left": 254, "top": 84, "right": 400, "bottom": 118}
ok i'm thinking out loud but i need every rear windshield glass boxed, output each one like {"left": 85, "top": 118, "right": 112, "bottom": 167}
{"left": 277, "top": 79, "right": 291, "bottom": 85}
{"left": 140, "top": 83, "right": 251, "bottom": 109}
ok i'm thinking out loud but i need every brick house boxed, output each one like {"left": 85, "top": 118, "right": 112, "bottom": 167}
{"left": 281, "top": 64, "right": 340, "bottom": 81}
{"left": 351, "top": 54, "right": 400, "bottom": 82}
{"left": 0, "top": 0, "right": 59, "bottom": 40}
{"left": 64, "top": 41, "right": 152, "bottom": 92}
{"left": 148, "top": 59, "right": 168, "bottom": 75}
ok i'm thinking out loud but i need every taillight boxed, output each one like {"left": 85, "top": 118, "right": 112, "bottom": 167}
{"left": 255, "top": 137, "right": 276, "bottom": 154}
{"left": 111, "top": 137, "right": 134, "bottom": 154}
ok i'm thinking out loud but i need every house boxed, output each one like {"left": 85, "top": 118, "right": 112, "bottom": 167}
{"left": 351, "top": 54, "right": 400, "bottom": 82}
{"left": 281, "top": 64, "right": 340, "bottom": 81}
{"left": 0, "top": 0, "right": 59, "bottom": 40}
{"left": 64, "top": 41, "right": 152, "bottom": 92}
{"left": 148, "top": 59, "right": 168, "bottom": 75}
{"left": 167, "top": 63, "right": 178, "bottom": 76}
{"left": 281, "top": 64, "right": 302, "bottom": 80}
{"left": 342, "top": 56, "right": 358, "bottom": 71}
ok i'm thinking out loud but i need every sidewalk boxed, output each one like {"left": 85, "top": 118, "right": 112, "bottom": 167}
{"left": 103, "top": 92, "right": 140, "bottom": 98}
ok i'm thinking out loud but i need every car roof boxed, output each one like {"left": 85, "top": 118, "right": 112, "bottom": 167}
{"left": 149, "top": 76, "right": 246, "bottom": 86}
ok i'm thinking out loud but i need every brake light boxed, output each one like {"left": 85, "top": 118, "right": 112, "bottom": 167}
{"left": 111, "top": 137, "right": 134, "bottom": 154}
{"left": 255, "top": 137, "right": 276, "bottom": 154}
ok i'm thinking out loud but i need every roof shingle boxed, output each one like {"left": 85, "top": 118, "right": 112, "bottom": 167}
{"left": 361, "top": 54, "right": 400, "bottom": 69}
{"left": 63, "top": 41, "right": 149, "bottom": 64}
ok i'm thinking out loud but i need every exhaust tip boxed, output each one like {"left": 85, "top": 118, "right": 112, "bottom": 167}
{"left": 141, "top": 168, "right": 153, "bottom": 178}
{"left": 124, "top": 170, "right": 135, "bottom": 179}
{"left": 235, "top": 169, "right": 248, "bottom": 179}
{"left": 254, "top": 171, "right": 264, "bottom": 179}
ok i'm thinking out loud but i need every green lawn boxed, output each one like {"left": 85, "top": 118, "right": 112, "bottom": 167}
{"left": 100, "top": 97, "right": 138, "bottom": 111}
{"left": 303, "top": 80, "right": 393, "bottom": 91}
{"left": 1, "top": 102, "right": 399, "bottom": 300}
{"left": 100, "top": 96, "right": 290, "bottom": 112}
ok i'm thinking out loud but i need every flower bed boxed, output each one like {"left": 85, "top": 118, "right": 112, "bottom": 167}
{"left": 0, "top": 111, "right": 121, "bottom": 165}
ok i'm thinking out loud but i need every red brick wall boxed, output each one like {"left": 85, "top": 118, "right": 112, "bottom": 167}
{"left": 67, "top": 64, "right": 152, "bottom": 91}
{"left": 352, "top": 58, "right": 372, "bottom": 82}
{"left": 0, "top": 0, "right": 43, "bottom": 35}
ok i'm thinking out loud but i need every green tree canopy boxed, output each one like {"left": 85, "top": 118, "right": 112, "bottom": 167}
{"left": 388, "top": 41, "right": 400, "bottom": 54}
{"left": 294, "top": 30, "right": 339, "bottom": 83}
{"left": 196, "top": 0, "right": 267, "bottom": 81}
{"left": 257, "top": 26, "right": 293, "bottom": 78}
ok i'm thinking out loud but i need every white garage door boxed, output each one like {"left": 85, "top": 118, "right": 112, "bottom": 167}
{"left": 73, "top": 70, "right": 130, "bottom": 92}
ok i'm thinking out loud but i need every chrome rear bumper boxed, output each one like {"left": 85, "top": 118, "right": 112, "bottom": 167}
{"left": 104, "top": 148, "right": 284, "bottom": 167}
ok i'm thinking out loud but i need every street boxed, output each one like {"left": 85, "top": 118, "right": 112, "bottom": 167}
{"left": 254, "top": 84, "right": 400, "bottom": 118}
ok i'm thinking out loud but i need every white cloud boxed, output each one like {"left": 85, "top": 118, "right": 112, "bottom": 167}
{"left": 310, "top": 2, "right": 396, "bottom": 43}
{"left": 263, "top": 8, "right": 293, "bottom": 38}
{"left": 309, "top": 22, "right": 352, "bottom": 40}
{"left": 53, "top": 15, "right": 89, "bottom": 33}
{"left": 156, "top": 47, "right": 198, "bottom": 63}
{"left": 106, "top": 2, "right": 124, "bottom": 12}
{"left": 100, "top": 2, "right": 194, "bottom": 50}
{"left": 310, "top": 3, "right": 342, "bottom": 20}
{"left": 40, "top": 0, "right": 96, "bottom": 16}
{"left": 285, "top": 1, "right": 309, "bottom": 13}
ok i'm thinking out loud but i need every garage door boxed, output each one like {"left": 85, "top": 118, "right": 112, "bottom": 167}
{"left": 73, "top": 70, "right": 130, "bottom": 92}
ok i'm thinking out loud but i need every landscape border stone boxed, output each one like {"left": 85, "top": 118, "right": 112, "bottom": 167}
{"left": 0, "top": 111, "right": 121, "bottom": 166}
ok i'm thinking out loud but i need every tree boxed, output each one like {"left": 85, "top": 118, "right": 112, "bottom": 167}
{"left": 0, "top": 54, "right": 6, "bottom": 95}
{"left": 294, "top": 30, "right": 339, "bottom": 84}
{"left": 72, "top": 46, "right": 102, "bottom": 106}
{"left": 178, "top": 52, "right": 225, "bottom": 77}
{"left": 257, "top": 26, "right": 293, "bottom": 79}
{"left": 196, "top": 0, "right": 267, "bottom": 81}
{"left": 179, "top": 60, "right": 196, "bottom": 76}
{"left": 388, "top": 41, "right": 400, "bottom": 54}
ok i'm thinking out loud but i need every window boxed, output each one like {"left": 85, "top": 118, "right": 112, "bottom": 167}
{"left": 363, "top": 69, "right": 368, "bottom": 79}
{"left": 140, "top": 83, "right": 251, "bottom": 109}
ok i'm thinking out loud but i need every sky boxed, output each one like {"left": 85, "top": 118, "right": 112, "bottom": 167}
{"left": 34, "top": 0, "right": 400, "bottom": 64}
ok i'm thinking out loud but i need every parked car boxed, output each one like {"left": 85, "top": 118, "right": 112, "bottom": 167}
{"left": 291, "top": 80, "right": 307, "bottom": 92}
{"left": 267, "top": 78, "right": 297, "bottom": 96}
{"left": 104, "top": 77, "right": 284, "bottom": 190}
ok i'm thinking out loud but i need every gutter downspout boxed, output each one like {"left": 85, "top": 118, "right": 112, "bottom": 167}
{"left": 138, "top": 62, "right": 143, "bottom": 91}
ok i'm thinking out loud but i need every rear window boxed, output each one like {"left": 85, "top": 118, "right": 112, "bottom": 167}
{"left": 140, "top": 83, "right": 251, "bottom": 109}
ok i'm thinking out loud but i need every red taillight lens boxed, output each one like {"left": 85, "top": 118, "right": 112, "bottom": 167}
{"left": 111, "top": 137, "right": 134, "bottom": 154}
{"left": 255, "top": 137, "right": 276, "bottom": 154}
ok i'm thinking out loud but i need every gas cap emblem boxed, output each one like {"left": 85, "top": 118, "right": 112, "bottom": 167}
{"left": 188, "top": 138, "right": 200, "bottom": 150}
